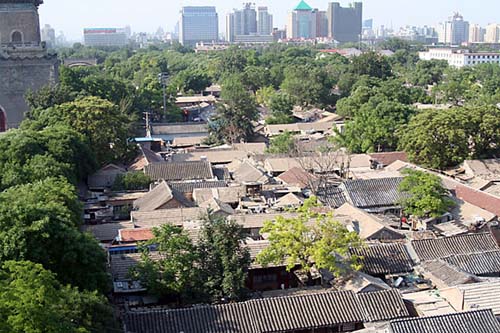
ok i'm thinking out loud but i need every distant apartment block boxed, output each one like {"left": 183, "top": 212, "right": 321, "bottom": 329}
{"left": 419, "top": 48, "right": 500, "bottom": 68}
{"left": 179, "top": 6, "right": 218, "bottom": 46}
{"left": 469, "top": 24, "right": 485, "bottom": 43}
{"left": 327, "top": 2, "right": 363, "bottom": 43}
{"left": 41, "top": 24, "right": 56, "bottom": 48}
{"left": 226, "top": 4, "right": 273, "bottom": 43}
{"left": 438, "top": 13, "right": 469, "bottom": 45}
{"left": 257, "top": 7, "right": 273, "bottom": 36}
{"left": 485, "top": 24, "right": 500, "bottom": 43}
{"left": 83, "top": 28, "right": 128, "bottom": 47}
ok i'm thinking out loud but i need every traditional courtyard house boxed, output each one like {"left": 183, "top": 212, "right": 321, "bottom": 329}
{"left": 144, "top": 161, "right": 215, "bottom": 182}
{"left": 133, "top": 180, "right": 194, "bottom": 211}
{"left": 87, "top": 164, "right": 126, "bottom": 191}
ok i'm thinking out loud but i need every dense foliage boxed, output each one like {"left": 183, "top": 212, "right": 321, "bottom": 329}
{"left": 398, "top": 169, "right": 454, "bottom": 218}
{"left": 256, "top": 197, "right": 363, "bottom": 282}
{"left": 0, "top": 261, "right": 114, "bottom": 333}
{"left": 132, "top": 214, "right": 250, "bottom": 304}
{"left": 112, "top": 172, "right": 152, "bottom": 191}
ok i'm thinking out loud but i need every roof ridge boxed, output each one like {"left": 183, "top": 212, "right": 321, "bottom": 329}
{"left": 390, "top": 308, "right": 494, "bottom": 323}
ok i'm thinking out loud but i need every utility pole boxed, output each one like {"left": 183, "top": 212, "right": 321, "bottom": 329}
{"left": 143, "top": 112, "right": 151, "bottom": 138}
{"left": 158, "top": 72, "right": 169, "bottom": 121}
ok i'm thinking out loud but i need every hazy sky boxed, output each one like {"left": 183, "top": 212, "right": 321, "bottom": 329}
{"left": 39, "top": 0, "right": 499, "bottom": 41}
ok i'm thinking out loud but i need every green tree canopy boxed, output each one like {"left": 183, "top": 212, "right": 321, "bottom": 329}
{"left": 197, "top": 214, "right": 250, "bottom": 302}
{"left": 398, "top": 169, "right": 454, "bottom": 219}
{"left": 112, "top": 172, "right": 151, "bottom": 191}
{"left": 130, "top": 224, "right": 199, "bottom": 302}
{"left": 349, "top": 52, "right": 392, "bottom": 79}
{"left": 256, "top": 197, "right": 363, "bottom": 282}
{"left": 29, "top": 96, "right": 134, "bottom": 165}
{"left": 337, "top": 100, "right": 416, "bottom": 153}
{"left": 0, "top": 178, "right": 109, "bottom": 292}
{"left": 0, "top": 260, "right": 114, "bottom": 333}
{"left": 266, "top": 131, "right": 297, "bottom": 154}
{"left": 209, "top": 75, "right": 259, "bottom": 144}
{"left": 0, "top": 126, "right": 96, "bottom": 189}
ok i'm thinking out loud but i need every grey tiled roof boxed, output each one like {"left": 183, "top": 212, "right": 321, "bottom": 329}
{"left": 358, "top": 289, "right": 409, "bottom": 322}
{"left": 342, "top": 177, "right": 405, "bottom": 209}
{"left": 411, "top": 233, "right": 500, "bottom": 262}
{"left": 144, "top": 161, "right": 214, "bottom": 181}
{"left": 124, "top": 291, "right": 364, "bottom": 333}
{"left": 168, "top": 180, "right": 227, "bottom": 194}
{"left": 124, "top": 289, "right": 410, "bottom": 333}
{"left": 420, "top": 260, "right": 479, "bottom": 287}
{"left": 317, "top": 185, "right": 348, "bottom": 208}
{"left": 388, "top": 309, "right": 500, "bottom": 333}
{"left": 442, "top": 250, "right": 500, "bottom": 276}
{"left": 350, "top": 243, "right": 414, "bottom": 275}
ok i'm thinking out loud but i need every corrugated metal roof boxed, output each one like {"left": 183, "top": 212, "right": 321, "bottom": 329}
{"left": 342, "top": 177, "right": 405, "bottom": 209}
{"left": 457, "top": 281, "right": 500, "bottom": 316}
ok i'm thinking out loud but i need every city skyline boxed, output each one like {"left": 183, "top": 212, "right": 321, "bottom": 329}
{"left": 39, "top": 0, "right": 500, "bottom": 41}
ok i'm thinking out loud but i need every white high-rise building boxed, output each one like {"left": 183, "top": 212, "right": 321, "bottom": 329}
{"left": 438, "top": 13, "right": 469, "bottom": 45}
{"left": 226, "top": 4, "right": 273, "bottom": 43}
{"left": 469, "top": 24, "right": 484, "bottom": 43}
{"left": 485, "top": 24, "right": 500, "bottom": 43}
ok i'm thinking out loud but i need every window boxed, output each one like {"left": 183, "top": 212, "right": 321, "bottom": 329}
{"left": 11, "top": 31, "right": 22, "bottom": 43}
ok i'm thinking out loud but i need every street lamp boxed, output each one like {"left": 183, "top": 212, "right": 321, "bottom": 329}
{"left": 158, "top": 72, "right": 169, "bottom": 121}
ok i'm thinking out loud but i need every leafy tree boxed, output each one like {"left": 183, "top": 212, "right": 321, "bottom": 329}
{"left": 0, "top": 178, "right": 109, "bottom": 292}
{"left": 398, "top": 105, "right": 500, "bottom": 169}
{"left": 30, "top": 96, "right": 134, "bottom": 165}
{"left": 256, "top": 197, "right": 363, "bottom": 283}
{"left": 408, "top": 59, "right": 448, "bottom": 86}
{"left": 0, "top": 260, "right": 114, "bottom": 333}
{"left": 0, "top": 126, "right": 96, "bottom": 189}
{"left": 398, "top": 169, "right": 454, "bottom": 219}
{"left": 398, "top": 108, "right": 469, "bottom": 169}
{"left": 112, "top": 172, "right": 151, "bottom": 191}
{"left": 209, "top": 75, "right": 259, "bottom": 144}
{"left": 174, "top": 69, "right": 211, "bottom": 94}
{"left": 255, "top": 86, "right": 276, "bottom": 106}
{"left": 337, "top": 101, "right": 415, "bottom": 153}
{"left": 350, "top": 52, "right": 392, "bottom": 79}
{"left": 267, "top": 131, "right": 297, "bottom": 154}
{"left": 130, "top": 225, "right": 200, "bottom": 302}
{"left": 197, "top": 214, "right": 250, "bottom": 302}
{"left": 281, "top": 65, "right": 332, "bottom": 106}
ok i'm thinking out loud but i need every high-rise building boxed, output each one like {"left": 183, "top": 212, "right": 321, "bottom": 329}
{"left": 469, "top": 24, "right": 485, "bottom": 43}
{"left": 287, "top": 0, "right": 317, "bottom": 39}
{"left": 0, "top": 0, "right": 59, "bottom": 130}
{"left": 315, "top": 10, "right": 328, "bottom": 38}
{"left": 179, "top": 6, "right": 218, "bottom": 46}
{"left": 83, "top": 28, "right": 129, "bottom": 47}
{"left": 438, "top": 13, "right": 469, "bottom": 45}
{"left": 41, "top": 24, "right": 55, "bottom": 48}
{"left": 485, "top": 24, "right": 500, "bottom": 43}
{"left": 327, "top": 2, "right": 362, "bottom": 43}
{"left": 257, "top": 6, "right": 273, "bottom": 36}
{"left": 227, "top": 4, "right": 273, "bottom": 43}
